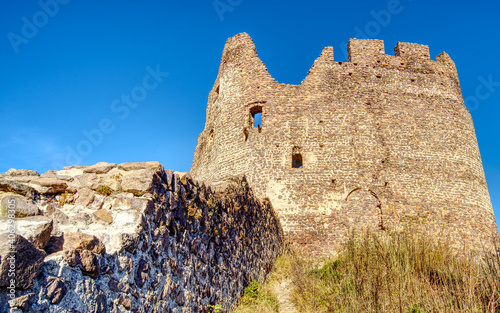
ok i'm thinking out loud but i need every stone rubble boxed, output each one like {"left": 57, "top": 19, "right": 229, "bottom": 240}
{"left": 0, "top": 161, "right": 284, "bottom": 312}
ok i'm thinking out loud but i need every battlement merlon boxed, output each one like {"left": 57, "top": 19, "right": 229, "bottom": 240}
{"left": 436, "top": 51, "right": 460, "bottom": 82}
{"left": 348, "top": 38, "right": 386, "bottom": 63}
{"left": 395, "top": 42, "right": 430, "bottom": 60}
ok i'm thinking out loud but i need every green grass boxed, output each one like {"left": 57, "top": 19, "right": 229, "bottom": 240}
{"left": 232, "top": 280, "right": 279, "bottom": 313}
{"left": 207, "top": 304, "right": 223, "bottom": 313}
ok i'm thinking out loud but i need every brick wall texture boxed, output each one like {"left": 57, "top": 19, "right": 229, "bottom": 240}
{"left": 190, "top": 33, "right": 498, "bottom": 256}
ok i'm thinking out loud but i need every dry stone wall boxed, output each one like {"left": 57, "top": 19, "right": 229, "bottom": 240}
{"left": 0, "top": 162, "right": 284, "bottom": 312}
{"left": 191, "top": 33, "right": 498, "bottom": 256}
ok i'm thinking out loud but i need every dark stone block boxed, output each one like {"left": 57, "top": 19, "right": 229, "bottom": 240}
{"left": 134, "top": 258, "right": 150, "bottom": 288}
{"left": 0, "top": 234, "right": 46, "bottom": 290}
{"left": 45, "top": 277, "right": 67, "bottom": 304}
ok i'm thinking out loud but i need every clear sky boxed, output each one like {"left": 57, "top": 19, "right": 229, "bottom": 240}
{"left": 1, "top": 0, "right": 499, "bottom": 229}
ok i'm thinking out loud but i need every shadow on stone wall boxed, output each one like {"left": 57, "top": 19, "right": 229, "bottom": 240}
{"left": 0, "top": 162, "right": 284, "bottom": 312}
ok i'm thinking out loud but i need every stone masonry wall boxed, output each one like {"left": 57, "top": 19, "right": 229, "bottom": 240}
{"left": 190, "top": 33, "right": 498, "bottom": 256}
{"left": 0, "top": 162, "right": 284, "bottom": 312}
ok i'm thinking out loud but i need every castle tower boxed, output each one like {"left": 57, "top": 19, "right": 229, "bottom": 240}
{"left": 191, "top": 33, "right": 498, "bottom": 255}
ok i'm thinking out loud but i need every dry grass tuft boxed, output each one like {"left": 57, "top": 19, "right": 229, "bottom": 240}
{"left": 286, "top": 229, "right": 500, "bottom": 313}
{"left": 233, "top": 228, "right": 500, "bottom": 313}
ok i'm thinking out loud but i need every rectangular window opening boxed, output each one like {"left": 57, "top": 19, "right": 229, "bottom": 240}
{"left": 292, "top": 154, "right": 303, "bottom": 168}
{"left": 250, "top": 105, "right": 263, "bottom": 129}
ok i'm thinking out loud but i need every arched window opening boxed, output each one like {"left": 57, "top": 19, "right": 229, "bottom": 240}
{"left": 249, "top": 106, "right": 263, "bottom": 129}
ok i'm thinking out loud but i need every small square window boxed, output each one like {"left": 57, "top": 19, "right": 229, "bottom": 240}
{"left": 292, "top": 153, "right": 303, "bottom": 168}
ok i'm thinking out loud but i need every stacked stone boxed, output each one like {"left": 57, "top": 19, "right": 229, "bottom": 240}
{"left": 191, "top": 33, "right": 498, "bottom": 256}
{"left": 0, "top": 162, "right": 284, "bottom": 312}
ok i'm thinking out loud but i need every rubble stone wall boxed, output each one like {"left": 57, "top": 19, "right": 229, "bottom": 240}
{"left": 0, "top": 162, "right": 284, "bottom": 313}
{"left": 190, "top": 33, "right": 498, "bottom": 256}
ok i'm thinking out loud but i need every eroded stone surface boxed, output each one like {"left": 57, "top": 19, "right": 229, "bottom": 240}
{"left": 46, "top": 277, "right": 67, "bottom": 304}
{"left": 92, "top": 209, "right": 113, "bottom": 224}
{"left": 45, "top": 234, "right": 64, "bottom": 254}
{"left": 0, "top": 195, "right": 40, "bottom": 217}
{"left": 47, "top": 208, "right": 69, "bottom": 226}
{"left": 121, "top": 169, "right": 155, "bottom": 196}
{"left": 0, "top": 215, "right": 53, "bottom": 249}
{"left": 83, "top": 162, "right": 117, "bottom": 174}
{"left": 63, "top": 232, "right": 106, "bottom": 255}
{"left": 78, "top": 250, "right": 100, "bottom": 278}
{"left": 8, "top": 292, "right": 34, "bottom": 310}
{"left": 0, "top": 179, "right": 37, "bottom": 197}
{"left": 74, "top": 188, "right": 94, "bottom": 206}
{"left": 29, "top": 178, "right": 68, "bottom": 194}
{"left": 0, "top": 234, "right": 46, "bottom": 290}
{"left": 74, "top": 174, "right": 100, "bottom": 191}
{"left": 117, "top": 161, "right": 162, "bottom": 171}
{"left": 2, "top": 169, "right": 39, "bottom": 177}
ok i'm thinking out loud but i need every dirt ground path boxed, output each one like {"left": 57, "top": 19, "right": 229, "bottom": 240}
{"left": 272, "top": 279, "right": 298, "bottom": 313}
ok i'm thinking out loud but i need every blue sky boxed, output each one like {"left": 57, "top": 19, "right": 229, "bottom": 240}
{"left": 1, "top": 0, "right": 499, "bottom": 228}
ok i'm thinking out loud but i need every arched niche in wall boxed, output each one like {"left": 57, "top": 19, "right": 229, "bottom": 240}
{"left": 345, "top": 188, "right": 384, "bottom": 230}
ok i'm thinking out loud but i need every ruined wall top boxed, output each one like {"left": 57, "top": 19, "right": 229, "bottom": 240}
{"left": 219, "top": 33, "right": 458, "bottom": 85}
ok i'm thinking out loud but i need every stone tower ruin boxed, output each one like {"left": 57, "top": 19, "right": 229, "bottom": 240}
{"left": 191, "top": 33, "right": 497, "bottom": 255}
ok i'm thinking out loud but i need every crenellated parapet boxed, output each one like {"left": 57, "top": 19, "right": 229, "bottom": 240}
{"left": 348, "top": 38, "right": 432, "bottom": 62}
{"left": 212, "top": 34, "right": 460, "bottom": 91}
{"left": 343, "top": 38, "right": 457, "bottom": 79}
{"left": 348, "top": 38, "right": 431, "bottom": 63}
